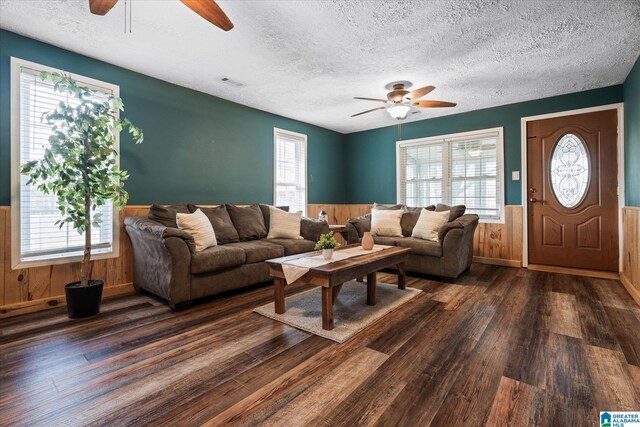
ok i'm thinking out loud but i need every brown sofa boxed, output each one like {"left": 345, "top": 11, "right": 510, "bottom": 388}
{"left": 125, "top": 203, "right": 329, "bottom": 310}
{"left": 344, "top": 204, "right": 479, "bottom": 280}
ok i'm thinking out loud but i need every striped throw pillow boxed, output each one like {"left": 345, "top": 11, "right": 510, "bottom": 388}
{"left": 370, "top": 209, "right": 404, "bottom": 237}
{"left": 176, "top": 209, "right": 217, "bottom": 252}
{"left": 412, "top": 209, "right": 450, "bottom": 242}
{"left": 267, "top": 206, "right": 303, "bottom": 239}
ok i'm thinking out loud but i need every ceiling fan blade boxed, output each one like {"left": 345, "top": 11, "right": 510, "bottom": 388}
{"left": 351, "top": 106, "right": 387, "bottom": 117}
{"left": 403, "top": 85, "right": 435, "bottom": 101}
{"left": 412, "top": 100, "right": 457, "bottom": 108}
{"left": 354, "top": 97, "right": 389, "bottom": 104}
{"left": 89, "top": 0, "right": 118, "bottom": 15}
{"left": 180, "top": 0, "right": 234, "bottom": 31}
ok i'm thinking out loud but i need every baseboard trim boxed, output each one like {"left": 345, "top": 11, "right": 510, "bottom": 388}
{"left": 0, "top": 283, "right": 135, "bottom": 319}
{"left": 526, "top": 264, "right": 619, "bottom": 280}
{"left": 473, "top": 256, "right": 521, "bottom": 268}
{"left": 620, "top": 273, "right": 640, "bottom": 307}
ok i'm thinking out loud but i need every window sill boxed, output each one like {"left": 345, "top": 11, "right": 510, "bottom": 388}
{"left": 12, "top": 249, "right": 119, "bottom": 270}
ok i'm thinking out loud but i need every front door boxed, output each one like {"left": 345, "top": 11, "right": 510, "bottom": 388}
{"left": 527, "top": 110, "right": 618, "bottom": 272}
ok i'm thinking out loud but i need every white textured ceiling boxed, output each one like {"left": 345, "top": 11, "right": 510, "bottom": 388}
{"left": 1, "top": 0, "right": 639, "bottom": 133}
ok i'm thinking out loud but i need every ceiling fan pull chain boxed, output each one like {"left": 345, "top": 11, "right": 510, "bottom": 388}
{"left": 129, "top": 0, "right": 132, "bottom": 33}
{"left": 123, "top": 0, "right": 126, "bottom": 33}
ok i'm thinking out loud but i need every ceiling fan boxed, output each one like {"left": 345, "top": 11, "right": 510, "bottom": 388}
{"left": 88, "top": 0, "right": 234, "bottom": 31}
{"left": 352, "top": 81, "right": 456, "bottom": 120}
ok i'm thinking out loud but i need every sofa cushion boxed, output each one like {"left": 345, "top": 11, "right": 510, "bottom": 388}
{"left": 226, "top": 204, "right": 268, "bottom": 241}
{"left": 225, "top": 240, "right": 285, "bottom": 263}
{"left": 148, "top": 203, "right": 190, "bottom": 228}
{"left": 191, "top": 245, "right": 246, "bottom": 274}
{"left": 188, "top": 204, "right": 240, "bottom": 244}
{"left": 372, "top": 235, "right": 401, "bottom": 246}
{"left": 263, "top": 238, "right": 315, "bottom": 255}
{"left": 395, "top": 237, "right": 443, "bottom": 257}
{"left": 436, "top": 204, "right": 466, "bottom": 222}
{"left": 401, "top": 205, "right": 435, "bottom": 236}
{"left": 347, "top": 214, "right": 371, "bottom": 237}
{"left": 258, "top": 204, "right": 289, "bottom": 232}
{"left": 300, "top": 217, "right": 329, "bottom": 242}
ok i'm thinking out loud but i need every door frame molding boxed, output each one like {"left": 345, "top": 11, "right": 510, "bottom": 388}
{"left": 520, "top": 103, "right": 625, "bottom": 271}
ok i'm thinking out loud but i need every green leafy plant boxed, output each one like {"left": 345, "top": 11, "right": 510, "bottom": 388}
{"left": 21, "top": 72, "right": 143, "bottom": 287}
{"left": 314, "top": 232, "right": 341, "bottom": 251}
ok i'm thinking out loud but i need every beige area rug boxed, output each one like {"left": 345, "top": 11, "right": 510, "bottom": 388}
{"left": 254, "top": 280, "right": 422, "bottom": 343}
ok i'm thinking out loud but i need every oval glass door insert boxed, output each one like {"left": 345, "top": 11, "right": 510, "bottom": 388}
{"left": 550, "top": 133, "right": 590, "bottom": 208}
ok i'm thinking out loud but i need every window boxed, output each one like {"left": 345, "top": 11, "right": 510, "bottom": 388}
{"left": 11, "top": 58, "right": 120, "bottom": 268}
{"left": 397, "top": 127, "right": 504, "bottom": 222}
{"left": 273, "top": 128, "right": 307, "bottom": 215}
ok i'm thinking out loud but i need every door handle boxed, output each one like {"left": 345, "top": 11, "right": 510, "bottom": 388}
{"left": 529, "top": 197, "right": 539, "bottom": 203}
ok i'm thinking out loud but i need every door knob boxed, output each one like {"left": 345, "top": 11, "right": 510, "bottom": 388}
{"left": 529, "top": 197, "right": 539, "bottom": 203}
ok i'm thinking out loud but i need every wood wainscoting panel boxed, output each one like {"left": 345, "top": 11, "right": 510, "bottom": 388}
{"left": 621, "top": 207, "right": 640, "bottom": 306}
{"left": 0, "top": 205, "right": 149, "bottom": 319}
{"left": 307, "top": 204, "right": 372, "bottom": 225}
{"left": 472, "top": 205, "right": 523, "bottom": 266}
{"left": 1, "top": 204, "right": 524, "bottom": 318}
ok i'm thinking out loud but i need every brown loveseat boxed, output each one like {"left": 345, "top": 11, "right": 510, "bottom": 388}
{"left": 344, "top": 204, "right": 479, "bottom": 281}
{"left": 125, "top": 203, "right": 329, "bottom": 310}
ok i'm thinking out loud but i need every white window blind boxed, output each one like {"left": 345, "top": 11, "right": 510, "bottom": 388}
{"left": 11, "top": 59, "right": 119, "bottom": 267}
{"left": 397, "top": 128, "right": 504, "bottom": 222}
{"left": 274, "top": 128, "right": 307, "bottom": 215}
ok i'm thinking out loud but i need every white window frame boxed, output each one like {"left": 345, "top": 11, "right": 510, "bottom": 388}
{"left": 273, "top": 128, "right": 308, "bottom": 216}
{"left": 396, "top": 127, "right": 505, "bottom": 223}
{"left": 10, "top": 57, "right": 121, "bottom": 269}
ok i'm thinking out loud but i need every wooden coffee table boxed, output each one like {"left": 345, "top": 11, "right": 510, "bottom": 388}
{"left": 266, "top": 245, "right": 411, "bottom": 330}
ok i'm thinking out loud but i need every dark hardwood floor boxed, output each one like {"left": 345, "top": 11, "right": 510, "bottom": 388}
{"left": 1, "top": 264, "right": 639, "bottom": 426}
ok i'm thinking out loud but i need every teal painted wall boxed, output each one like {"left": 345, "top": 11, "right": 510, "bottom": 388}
{"left": 624, "top": 55, "right": 640, "bottom": 207}
{"left": 343, "top": 86, "right": 623, "bottom": 205}
{"left": 1, "top": 30, "right": 633, "bottom": 209}
{"left": 0, "top": 30, "right": 346, "bottom": 206}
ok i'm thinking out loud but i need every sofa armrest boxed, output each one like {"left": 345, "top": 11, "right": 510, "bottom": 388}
{"left": 345, "top": 214, "right": 371, "bottom": 244}
{"left": 125, "top": 216, "right": 195, "bottom": 253}
{"left": 437, "top": 214, "right": 479, "bottom": 243}
{"left": 440, "top": 214, "right": 479, "bottom": 279}
{"left": 300, "top": 217, "right": 329, "bottom": 242}
{"left": 125, "top": 217, "right": 193, "bottom": 307}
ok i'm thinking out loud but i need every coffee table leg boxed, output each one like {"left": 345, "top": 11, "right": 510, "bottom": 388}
{"left": 367, "top": 272, "right": 377, "bottom": 305}
{"left": 397, "top": 262, "right": 406, "bottom": 290}
{"left": 322, "top": 287, "right": 334, "bottom": 330}
{"left": 274, "top": 277, "right": 286, "bottom": 314}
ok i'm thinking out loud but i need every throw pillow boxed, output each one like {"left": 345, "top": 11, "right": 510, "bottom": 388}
{"left": 401, "top": 205, "right": 435, "bottom": 237}
{"left": 188, "top": 204, "right": 240, "bottom": 244}
{"left": 412, "top": 209, "right": 451, "bottom": 242}
{"left": 258, "top": 204, "right": 290, "bottom": 232}
{"left": 370, "top": 209, "right": 404, "bottom": 237}
{"left": 176, "top": 209, "right": 217, "bottom": 252}
{"left": 148, "top": 203, "right": 190, "bottom": 228}
{"left": 267, "top": 207, "right": 304, "bottom": 239}
{"left": 436, "top": 203, "right": 466, "bottom": 222}
{"left": 226, "top": 204, "right": 268, "bottom": 241}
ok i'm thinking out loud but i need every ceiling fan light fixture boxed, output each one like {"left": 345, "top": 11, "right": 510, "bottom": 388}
{"left": 387, "top": 104, "right": 411, "bottom": 120}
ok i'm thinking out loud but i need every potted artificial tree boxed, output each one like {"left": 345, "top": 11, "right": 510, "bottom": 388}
{"left": 22, "top": 72, "right": 143, "bottom": 318}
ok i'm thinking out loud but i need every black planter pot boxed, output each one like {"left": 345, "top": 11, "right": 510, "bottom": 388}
{"left": 64, "top": 280, "right": 104, "bottom": 318}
